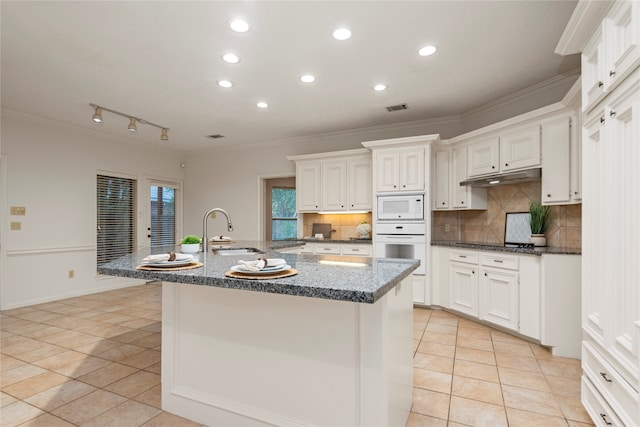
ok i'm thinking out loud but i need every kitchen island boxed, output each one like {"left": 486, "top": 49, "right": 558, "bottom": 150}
{"left": 98, "top": 241, "right": 419, "bottom": 427}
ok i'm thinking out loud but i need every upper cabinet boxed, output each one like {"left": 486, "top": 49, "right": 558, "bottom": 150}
{"left": 467, "top": 125, "right": 540, "bottom": 178}
{"left": 582, "top": 0, "right": 640, "bottom": 112}
{"left": 541, "top": 114, "right": 582, "bottom": 205}
{"left": 288, "top": 149, "right": 372, "bottom": 213}
{"left": 433, "top": 145, "right": 487, "bottom": 211}
{"left": 373, "top": 147, "right": 425, "bottom": 193}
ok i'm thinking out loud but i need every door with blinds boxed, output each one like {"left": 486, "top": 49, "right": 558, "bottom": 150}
{"left": 97, "top": 174, "right": 136, "bottom": 266}
{"left": 148, "top": 181, "right": 180, "bottom": 249}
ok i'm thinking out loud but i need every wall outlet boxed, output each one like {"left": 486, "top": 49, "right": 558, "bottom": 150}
{"left": 10, "top": 221, "right": 21, "bottom": 231}
{"left": 68, "top": 270, "right": 75, "bottom": 279}
{"left": 444, "top": 224, "right": 451, "bottom": 232}
{"left": 10, "top": 206, "right": 26, "bottom": 215}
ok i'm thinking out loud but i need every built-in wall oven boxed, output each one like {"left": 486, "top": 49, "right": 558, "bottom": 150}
{"left": 374, "top": 222, "right": 426, "bottom": 275}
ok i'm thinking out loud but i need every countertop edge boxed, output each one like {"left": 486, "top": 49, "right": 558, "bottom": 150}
{"left": 430, "top": 241, "right": 581, "bottom": 255}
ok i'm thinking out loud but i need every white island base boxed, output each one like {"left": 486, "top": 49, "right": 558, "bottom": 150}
{"left": 161, "top": 277, "right": 414, "bottom": 427}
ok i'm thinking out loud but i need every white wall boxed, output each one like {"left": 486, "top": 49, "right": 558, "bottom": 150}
{"left": 0, "top": 113, "right": 185, "bottom": 309}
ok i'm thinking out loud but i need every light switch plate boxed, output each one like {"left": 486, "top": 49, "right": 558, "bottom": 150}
{"left": 10, "top": 206, "right": 26, "bottom": 216}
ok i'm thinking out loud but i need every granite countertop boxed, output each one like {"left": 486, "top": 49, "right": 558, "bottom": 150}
{"left": 97, "top": 240, "right": 418, "bottom": 304}
{"left": 286, "top": 238, "right": 373, "bottom": 244}
{"left": 431, "top": 241, "right": 582, "bottom": 255}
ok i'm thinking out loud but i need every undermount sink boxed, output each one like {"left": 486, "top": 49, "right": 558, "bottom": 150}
{"left": 212, "top": 247, "right": 264, "bottom": 256}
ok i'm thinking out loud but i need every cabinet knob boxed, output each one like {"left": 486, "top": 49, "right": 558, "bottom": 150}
{"left": 610, "top": 110, "right": 616, "bottom": 117}
{"left": 574, "top": 191, "right": 579, "bottom": 195}
{"left": 505, "top": 163, "right": 509, "bottom": 167}
{"left": 491, "top": 165, "right": 496, "bottom": 169}
{"left": 393, "top": 185, "right": 397, "bottom": 188}
{"left": 484, "top": 272, "right": 488, "bottom": 276}
{"left": 472, "top": 270, "right": 475, "bottom": 274}
{"left": 600, "top": 117, "right": 605, "bottom": 124}
{"left": 402, "top": 184, "right": 406, "bottom": 188}
{"left": 341, "top": 205, "right": 344, "bottom": 208}
{"left": 442, "top": 202, "right": 446, "bottom": 205}
{"left": 461, "top": 201, "right": 464, "bottom": 204}
{"left": 609, "top": 70, "right": 616, "bottom": 77}
{"left": 598, "top": 81, "right": 604, "bottom": 88}
{"left": 547, "top": 194, "right": 551, "bottom": 197}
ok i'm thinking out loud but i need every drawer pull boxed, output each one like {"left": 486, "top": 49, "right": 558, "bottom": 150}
{"left": 599, "top": 372, "right": 613, "bottom": 383}
{"left": 493, "top": 259, "right": 503, "bottom": 263}
{"left": 459, "top": 255, "right": 467, "bottom": 258}
{"left": 600, "top": 413, "right": 613, "bottom": 425}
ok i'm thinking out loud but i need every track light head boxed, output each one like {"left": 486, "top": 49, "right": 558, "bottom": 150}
{"left": 92, "top": 107, "right": 103, "bottom": 123}
{"left": 161, "top": 128, "right": 169, "bottom": 141}
{"left": 127, "top": 118, "right": 137, "bottom": 132}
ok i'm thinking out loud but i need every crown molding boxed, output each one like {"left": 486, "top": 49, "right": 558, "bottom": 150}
{"left": 555, "top": 0, "right": 614, "bottom": 55}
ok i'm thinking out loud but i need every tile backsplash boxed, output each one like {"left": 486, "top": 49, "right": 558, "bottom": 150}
{"left": 302, "top": 213, "right": 373, "bottom": 240}
{"left": 432, "top": 181, "right": 581, "bottom": 248}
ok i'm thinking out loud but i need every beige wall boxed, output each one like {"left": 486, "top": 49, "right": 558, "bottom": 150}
{"left": 432, "top": 181, "right": 582, "bottom": 248}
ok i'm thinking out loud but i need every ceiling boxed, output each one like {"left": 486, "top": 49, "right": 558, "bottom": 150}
{"left": 1, "top": 1, "right": 580, "bottom": 152}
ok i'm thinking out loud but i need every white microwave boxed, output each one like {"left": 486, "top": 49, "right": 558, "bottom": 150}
{"left": 377, "top": 194, "right": 424, "bottom": 221}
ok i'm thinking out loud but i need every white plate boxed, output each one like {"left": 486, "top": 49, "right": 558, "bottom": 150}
{"left": 143, "top": 259, "right": 195, "bottom": 267}
{"left": 230, "top": 264, "right": 291, "bottom": 275}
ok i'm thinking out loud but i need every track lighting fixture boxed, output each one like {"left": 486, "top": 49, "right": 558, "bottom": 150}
{"left": 92, "top": 107, "right": 103, "bottom": 123}
{"left": 128, "top": 118, "right": 137, "bottom": 132}
{"left": 89, "top": 103, "right": 169, "bottom": 141}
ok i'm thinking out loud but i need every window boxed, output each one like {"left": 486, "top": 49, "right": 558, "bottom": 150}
{"left": 150, "top": 185, "right": 176, "bottom": 248}
{"left": 97, "top": 174, "right": 136, "bottom": 265}
{"left": 271, "top": 187, "right": 297, "bottom": 240}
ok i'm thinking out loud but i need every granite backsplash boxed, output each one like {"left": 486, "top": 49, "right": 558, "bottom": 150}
{"left": 432, "top": 181, "right": 581, "bottom": 248}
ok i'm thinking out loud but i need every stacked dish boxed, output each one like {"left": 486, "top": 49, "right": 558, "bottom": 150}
{"left": 142, "top": 253, "right": 195, "bottom": 267}
{"left": 231, "top": 258, "right": 291, "bottom": 275}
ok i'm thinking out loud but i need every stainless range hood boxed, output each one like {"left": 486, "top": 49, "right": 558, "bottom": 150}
{"left": 459, "top": 168, "right": 541, "bottom": 187}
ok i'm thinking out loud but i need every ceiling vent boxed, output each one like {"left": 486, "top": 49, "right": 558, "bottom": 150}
{"left": 385, "top": 103, "right": 408, "bottom": 112}
{"left": 206, "top": 134, "right": 224, "bottom": 139}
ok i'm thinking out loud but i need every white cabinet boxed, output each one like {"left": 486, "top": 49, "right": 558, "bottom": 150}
{"left": 500, "top": 125, "right": 541, "bottom": 171}
{"left": 278, "top": 243, "right": 372, "bottom": 257}
{"left": 433, "top": 148, "right": 450, "bottom": 209}
{"left": 541, "top": 115, "right": 573, "bottom": 204}
{"left": 288, "top": 150, "right": 372, "bottom": 213}
{"left": 582, "top": 0, "right": 640, "bottom": 112}
{"left": 479, "top": 253, "right": 519, "bottom": 331}
{"left": 347, "top": 156, "right": 372, "bottom": 210}
{"left": 296, "top": 161, "right": 321, "bottom": 212}
{"left": 467, "top": 126, "right": 540, "bottom": 178}
{"left": 449, "top": 250, "right": 479, "bottom": 317}
{"left": 373, "top": 147, "right": 425, "bottom": 193}
{"left": 321, "top": 160, "right": 347, "bottom": 211}
{"left": 432, "top": 145, "right": 487, "bottom": 211}
{"left": 467, "top": 136, "right": 500, "bottom": 177}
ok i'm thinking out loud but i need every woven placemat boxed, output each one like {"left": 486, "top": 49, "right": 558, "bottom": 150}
{"left": 225, "top": 268, "right": 298, "bottom": 280}
{"left": 136, "top": 262, "right": 203, "bottom": 271}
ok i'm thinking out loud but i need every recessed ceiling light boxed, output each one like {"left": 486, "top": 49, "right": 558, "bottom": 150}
{"left": 256, "top": 101, "right": 269, "bottom": 108}
{"left": 418, "top": 45, "right": 437, "bottom": 56}
{"left": 222, "top": 53, "right": 240, "bottom": 64}
{"left": 373, "top": 84, "right": 387, "bottom": 91}
{"left": 300, "top": 74, "right": 316, "bottom": 83}
{"left": 333, "top": 28, "right": 352, "bottom": 40}
{"left": 217, "top": 80, "right": 233, "bottom": 88}
{"left": 229, "top": 19, "right": 250, "bottom": 33}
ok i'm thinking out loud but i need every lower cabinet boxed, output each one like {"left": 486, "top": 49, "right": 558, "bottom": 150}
{"left": 449, "top": 263, "right": 479, "bottom": 317}
{"left": 479, "top": 267, "right": 518, "bottom": 331}
{"left": 278, "top": 243, "right": 372, "bottom": 257}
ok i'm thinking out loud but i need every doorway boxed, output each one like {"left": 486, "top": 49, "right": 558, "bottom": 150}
{"left": 148, "top": 180, "right": 181, "bottom": 249}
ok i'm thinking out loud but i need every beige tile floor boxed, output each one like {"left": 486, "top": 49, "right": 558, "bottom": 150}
{"left": 1, "top": 283, "right": 595, "bottom": 426}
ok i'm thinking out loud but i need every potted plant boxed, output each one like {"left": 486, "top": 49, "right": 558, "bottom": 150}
{"left": 180, "top": 235, "right": 202, "bottom": 254}
{"left": 529, "top": 201, "right": 550, "bottom": 247}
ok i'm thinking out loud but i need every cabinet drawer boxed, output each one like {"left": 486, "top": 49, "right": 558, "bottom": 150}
{"left": 583, "top": 341, "right": 639, "bottom": 426}
{"left": 341, "top": 245, "right": 371, "bottom": 257}
{"left": 300, "top": 243, "right": 315, "bottom": 254}
{"left": 449, "top": 250, "right": 478, "bottom": 264}
{"left": 481, "top": 253, "right": 519, "bottom": 270}
{"left": 582, "top": 376, "right": 625, "bottom": 427}
{"left": 314, "top": 244, "right": 342, "bottom": 255}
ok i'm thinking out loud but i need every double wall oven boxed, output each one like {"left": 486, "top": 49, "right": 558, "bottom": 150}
{"left": 374, "top": 193, "right": 427, "bottom": 276}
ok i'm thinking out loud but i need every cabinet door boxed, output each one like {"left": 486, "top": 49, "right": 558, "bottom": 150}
{"left": 582, "top": 25, "right": 606, "bottom": 111}
{"left": 500, "top": 125, "right": 541, "bottom": 171}
{"left": 296, "top": 161, "right": 321, "bottom": 211}
{"left": 433, "top": 148, "right": 450, "bottom": 209}
{"left": 399, "top": 148, "right": 425, "bottom": 191}
{"left": 452, "top": 147, "right": 468, "bottom": 209}
{"left": 449, "top": 262, "right": 479, "bottom": 317}
{"left": 606, "top": 0, "right": 640, "bottom": 90}
{"left": 468, "top": 136, "right": 499, "bottom": 177}
{"left": 347, "top": 157, "right": 372, "bottom": 210}
{"left": 541, "top": 116, "right": 571, "bottom": 204}
{"left": 480, "top": 268, "right": 519, "bottom": 331}
{"left": 570, "top": 113, "right": 582, "bottom": 202}
{"left": 375, "top": 151, "right": 399, "bottom": 192}
{"left": 321, "top": 160, "right": 347, "bottom": 211}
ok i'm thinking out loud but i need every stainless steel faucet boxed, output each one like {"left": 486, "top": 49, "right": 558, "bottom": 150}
{"left": 202, "top": 208, "right": 234, "bottom": 254}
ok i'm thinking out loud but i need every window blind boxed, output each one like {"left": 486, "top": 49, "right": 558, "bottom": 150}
{"left": 150, "top": 185, "right": 176, "bottom": 247}
{"left": 97, "top": 174, "right": 136, "bottom": 265}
